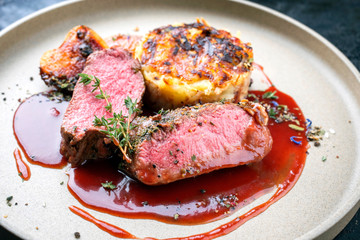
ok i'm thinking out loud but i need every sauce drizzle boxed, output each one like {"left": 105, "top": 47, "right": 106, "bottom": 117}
{"left": 13, "top": 148, "right": 31, "bottom": 181}
{"left": 253, "top": 62, "right": 273, "bottom": 86}
{"left": 69, "top": 205, "right": 138, "bottom": 239}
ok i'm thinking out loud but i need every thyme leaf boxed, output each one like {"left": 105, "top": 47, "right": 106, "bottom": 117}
{"left": 101, "top": 181, "right": 116, "bottom": 190}
{"left": 262, "top": 91, "right": 279, "bottom": 99}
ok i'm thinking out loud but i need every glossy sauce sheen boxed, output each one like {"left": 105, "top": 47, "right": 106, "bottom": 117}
{"left": 13, "top": 148, "right": 31, "bottom": 180}
{"left": 13, "top": 93, "right": 68, "bottom": 168}
{"left": 13, "top": 83, "right": 308, "bottom": 239}
{"left": 67, "top": 86, "right": 308, "bottom": 225}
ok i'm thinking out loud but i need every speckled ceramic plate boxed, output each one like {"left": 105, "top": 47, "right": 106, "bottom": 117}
{"left": 0, "top": 0, "right": 359, "bottom": 239}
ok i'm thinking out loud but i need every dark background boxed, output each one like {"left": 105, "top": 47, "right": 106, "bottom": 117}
{"left": 1, "top": 0, "right": 359, "bottom": 239}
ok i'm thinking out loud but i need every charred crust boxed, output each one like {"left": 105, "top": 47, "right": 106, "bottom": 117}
{"left": 138, "top": 19, "right": 253, "bottom": 86}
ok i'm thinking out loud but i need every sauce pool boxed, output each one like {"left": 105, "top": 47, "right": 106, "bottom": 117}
{"left": 12, "top": 67, "right": 308, "bottom": 239}
{"left": 13, "top": 93, "right": 68, "bottom": 168}
{"left": 66, "top": 87, "right": 308, "bottom": 239}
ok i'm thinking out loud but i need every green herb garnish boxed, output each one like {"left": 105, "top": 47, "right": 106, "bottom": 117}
{"left": 79, "top": 73, "right": 140, "bottom": 163}
{"left": 247, "top": 93, "right": 257, "bottom": 99}
{"left": 79, "top": 73, "right": 112, "bottom": 112}
{"left": 268, "top": 108, "right": 277, "bottom": 119}
{"left": 262, "top": 91, "right": 279, "bottom": 99}
{"left": 101, "top": 181, "right": 117, "bottom": 190}
{"left": 6, "top": 196, "right": 13, "bottom": 207}
{"left": 191, "top": 154, "right": 196, "bottom": 161}
{"left": 288, "top": 124, "right": 305, "bottom": 131}
{"left": 158, "top": 108, "right": 169, "bottom": 115}
{"left": 277, "top": 105, "right": 288, "bottom": 111}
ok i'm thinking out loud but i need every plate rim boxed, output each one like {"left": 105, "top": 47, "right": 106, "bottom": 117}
{"left": 0, "top": 0, "right": 359, "bottom": 239}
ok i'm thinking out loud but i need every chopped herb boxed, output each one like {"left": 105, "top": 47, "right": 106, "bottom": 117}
{"left": 6, "top": 196, "right": 13, "bottom": 206}
{"left": 112, "top": 36, "right": 117, "bottom": 41}
{"left": 73, "top": 126, "right": 77, "bottom": 132}
{"left": 277, "top": 104, "right": 288, "bottom": 111}
{"left": 200, "top": 189, "right": 206, "bottom": 194}
{"left": 288, "top": 124, "right": 305, "bottom": 131}
{"left": 322, "top": 156, "right": 327, "bottom": 162}
{"left": 173, "top": 213, "right": 179, "bottom": 220}
{"left": 158, "top": 108, "right": 169, "bottom": 115}
{"left": 18, "top": 172, "right": 23, "bottom": 177}
{"left": 268, "top": 108, "right": 277, "bottom": 119}
{"left": 169, "top": 150, "right": 173, "bottom": 156}
{"left": 191, "top": 155, "right": 196, "bottom": 161}
{"left": 141, "top": 201, "right": 149, "bottom": 206}
{"left": 219, "top": 98, "right": 226, "bottom": 104}
{"left": 290, "top": 136, "right": 302, "bottom": 145}
{"left": 60, "top": 181, "right": 64, "bottom": 185}
{"left": 247, "top": 93, "right": 257, "bottom": 99}
{"left": 210, "top": 121, "right": 215, "bottom": 126}
{"left": 173, "top": 160, "right": 179, "bottom": 164}
{"left": 262, "top": 91, "right": 278, "bottom": 99}
{"left": 101, "top": 181, "right": 116, "bottom": 190}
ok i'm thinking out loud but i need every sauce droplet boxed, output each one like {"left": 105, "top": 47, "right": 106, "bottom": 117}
{"left": 50, "top": 107, "right": 60, "bottom": 117}
{"left": 13, "top": 148, "right": 31, "bottom": 181}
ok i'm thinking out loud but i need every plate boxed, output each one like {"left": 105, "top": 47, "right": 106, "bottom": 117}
{"left": 0, "top": 0, "right": 360, "bottom": 239}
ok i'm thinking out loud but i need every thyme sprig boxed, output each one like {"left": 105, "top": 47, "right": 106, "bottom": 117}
{"left": 79, "top": 73, "right": 140, "bottom": 163}
{"left": 79, "top": 73, "right": 112, "bottom": 112}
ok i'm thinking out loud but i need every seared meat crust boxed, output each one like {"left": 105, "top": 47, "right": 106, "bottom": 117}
{"left": 125, "top": 102, "right": 271, "bottom": 185}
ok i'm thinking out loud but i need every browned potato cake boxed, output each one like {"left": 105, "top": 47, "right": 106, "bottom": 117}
{"left": 40, "top": 25, "right": 108, "bottom": 92}
{"left": 135, "top": 19, "right": 254, "bottom": 110}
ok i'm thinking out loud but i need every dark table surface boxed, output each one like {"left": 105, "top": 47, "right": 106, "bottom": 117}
{"left": 1, "top": 0, "right": 359, "bottom": 239}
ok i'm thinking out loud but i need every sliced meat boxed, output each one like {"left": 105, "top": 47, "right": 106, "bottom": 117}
{"left": 40, "top": 25, "right": 108, "bottom": 92}
{"left": 126, "top": 101, "right": 272, "bottom": 185}
{"left": 60, "top": 48, "right": 145, "bottom": 166}
{"left": 105, "top": 34, "right": 141, "bottom": 56}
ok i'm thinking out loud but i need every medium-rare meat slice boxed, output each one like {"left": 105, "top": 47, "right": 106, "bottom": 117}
{"left": 60, "top": 48, "right": 145, "bottom": 166}
{"left": 40, "top": 25, "right": 108, "bottom": 92}
{"left": 126, "top": 101, "right": 272, "bottom": 185}
{"left": 105, "top": 34, "right": 141, "bottom": 56}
